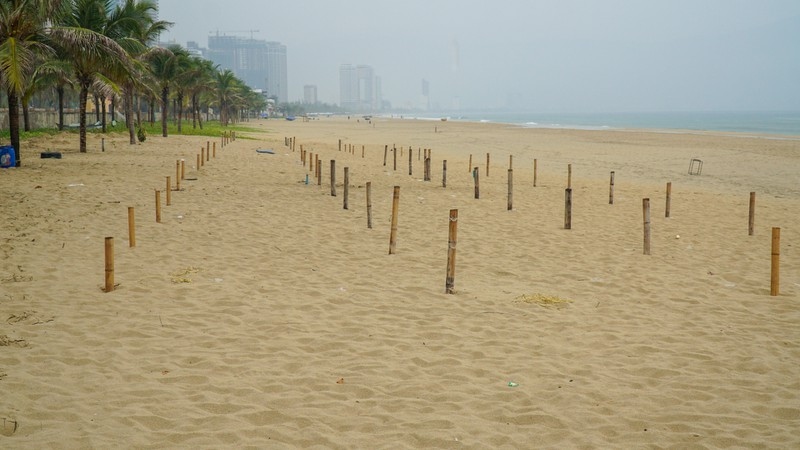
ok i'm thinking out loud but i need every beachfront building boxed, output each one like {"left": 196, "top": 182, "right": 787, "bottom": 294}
{"left": 339, "top": 64, "right": 381, "bottom": 112}
{"left": 206, "top": 35, "right": 288, "bottom": 103}
{"left": 303, "top": 85, "right": 318, "bottom": 105}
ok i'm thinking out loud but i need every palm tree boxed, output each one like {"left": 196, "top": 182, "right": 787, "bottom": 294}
{"left": 34, "top": 57, "right": 75, "bottom": 131}
{"left": 147, "top": 44, "right": 189, "bottom": 137}
{"left": 0, "top": 0, "right": 63, "bottom": 167}
{"left": 185, "top": 57, "right": 216, "bottom": 129}
{"left": 50, "top": 0, "right": 137, "bottom": 153}
{"left": 214, "top": 69, "right": 237, "bottom": 126}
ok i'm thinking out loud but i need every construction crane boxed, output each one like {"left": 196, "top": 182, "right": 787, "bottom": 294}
{"left": 210, "top": 29, "right": 260, "bottom": 39}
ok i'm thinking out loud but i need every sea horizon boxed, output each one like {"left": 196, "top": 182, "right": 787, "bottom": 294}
{"left": 396, "top": 110, "right": 800, "bottom": 137}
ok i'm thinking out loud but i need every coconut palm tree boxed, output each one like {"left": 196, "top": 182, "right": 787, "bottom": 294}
{"left": 34, "top": 57, "right": 75, "bottom": 131}
{"left": 50, "top": 0, "right": 137, "bottom": 153}
{"left": 0, "top": 0, "right": 64, "bottom": 166}
{"left": 147, "top": 43, "right": 189, "bottom": 137}
{"left": 185, "top": 57, "right": 216, "bottom": 129}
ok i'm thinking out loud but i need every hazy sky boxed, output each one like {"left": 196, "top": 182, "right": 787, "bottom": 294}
{"left": 159, "top": 0, "right": 800, "bottom": 112}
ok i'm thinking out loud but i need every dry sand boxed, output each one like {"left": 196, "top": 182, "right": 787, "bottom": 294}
{"left": 1, "top": 117, "right": 799, "bottom": 448}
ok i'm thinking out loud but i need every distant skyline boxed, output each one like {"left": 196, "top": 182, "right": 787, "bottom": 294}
{"left": 158, "top": 0, "right": 800, "bottom": 112}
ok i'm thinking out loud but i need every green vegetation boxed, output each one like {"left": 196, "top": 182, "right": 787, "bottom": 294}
{"left": 0, "top": 0, "right": 267, "bottom": 167}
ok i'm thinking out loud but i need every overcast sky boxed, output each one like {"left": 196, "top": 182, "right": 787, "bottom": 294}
{"left": 158, "top": 0, "right": 800, "bottom": 112}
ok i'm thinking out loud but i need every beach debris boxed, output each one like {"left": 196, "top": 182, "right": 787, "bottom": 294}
{"left": 507, "top": 381, "right": 519, "bottom": 387}
{"left": 170, "top": 266, "right": 201, "bottom": 283}
{"left": 514, "top": 293, "right": 572, "bottom": 308}
{"left": 336, "top": 377, "right": 345, "bottom": 384}
{"left": 1, "top": 418, "right": 18, "bottom": 436}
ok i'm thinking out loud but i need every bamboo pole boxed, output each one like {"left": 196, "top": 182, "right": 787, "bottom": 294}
{"left": 127, "top": 207, "right": 135, "bottom": 247}
{"left": 366, "top": 181, "right": 373, "bottom": 229}
{"left": 389, "top": 186, "right": 400, "bottom": 254}
{"left": 104, "top": 237, "right": 114, "bottom": 292}
{"left": 609, "top": 171, "right": 615, "bottom": 204}
{"left": 213, "top": 141, "right": 216, "bottom": 157}
{"left": 749, "top": 192, "right": 756, "bottom": 236}
{"left": 508, "top": 169, "right": 513, "bottom": 211}
{"left": 643, "top": 198, "right": 651, "bottom": 255}
{"left": 509, "top": 154, "right": 513, "bottom": 170}
{"left": 101, "top": 138, "right": 105, "bottom": 152}
{"left": 196, "top": 154, "right": 200, "bottom": 171}
{"left": 486, "top": 153, "right": 490, "bottom": 177}
{"left": 424, "top": 157, "right": 431, "bottom": 181}
{"left": 468, "top": 154, "right": 472, "bottom": 172}
{"left": 181, "top": 159, "right": 185, "bottom": 180}
{"left": 362, "top": 145, "right": 365, "bottom": 158}
{"left": 176, "top": 160, "right": 181, "bottom": 191}
{"left": 393, "top": 146, "right": 397, "bottom": 171}
{"left": 408, "top": 148, "right": 413, "bottom": 175}
{"left": 317, "top": 161, "right": 322, "bottom": 185}
{"left": 473, "top": 167, "right": 480, "bottom": 199}
{"left": 343, "top": 167, "right": 350, "bottom": 210}
{"left": 155, "top": 190, "right": 162, "bottom": 223}
{"left": 533, "top": 159, "right": 538, "bottom": 187}
{"left": 567, "top": 164, "right": 572, "bottom": 188}
{"left": 330, "top": 160, "right": 336, "bottom": 196}
{"left": 442, "top": 160, "right": 447, "bottom": 188}
{"left": 165, "top": 177, "right": 171, "bottom": 206}
{"left": 445, "top": 209, "right": 459, "bottom": 294}
{"left": 206, "top": 141, "right": 210, "bottom": 160}
{"left": 771, "top": 227, "right": 780, "bottom": 296}
{"left": 339, "top": 139, "right": 342, "bottom": 152}
{"left": 564, "top": 188, "right": 572, "bottom": 230}
{"left": 200, "top": 148, "right": 205, "bottom": 166}
{"left": 383, "top": 145, "right": 388, "bottom": 166}
{"left": 665, "top": 182, "right": 672, "bottom": 218}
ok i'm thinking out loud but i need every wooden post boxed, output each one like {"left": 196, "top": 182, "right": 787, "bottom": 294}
{"left": 442, "top": 160, "right": 447, "bottom": 188}
{"left": 665, "top": 182, "right": 672, "bottom": 218}
{"left": 445, "top": 209, "right": 459, "bottom": 294}
{"left": 771, "top": 227, "right": 780, "bottom": 296}
{"left": 609, "top": 171, "right": 615, "bottom": 204}
{"left": 486, "top": 153, "right": 490, "bottom": 177}
{"left": 155, "top": 190, "right": 161, "bottom": 223}
{"left": 206, "top": 141, "right": 210, "bottom": 160}
{"left": 468, "top": 154, "right": 472, "bottom": 173}
{"left": 338, "top": 139, "right": 342, "bottom": 152}
{"left": 200, "top": 148, "right": 205, "bottom": 166}
{"left": 176, "top": 160, "right": 181, "bottom": 191}
{"left": 749, "top": 192, "right": 756, "bottom": 236}
{"left": 196, "top": 154, "right": 200, "bottom": 171}
{"left": 564, "top": 188, "right": 572, "bottom": 230}
{"left": 473, "top": 167, "right": 480, "bottom": 199}
{"left": 389, "top": 186, "right": 400, "bottom": 254}
{"left": 408, "top": 148, "right": 413, "bottom": 175}
{"left": 424, "top": 157, "right": 431, "bottom": 181}
{"left": 643, "top": 198, "right": 651, "bottom": 255}
{"left": 127, "top": 207, "right": 135, "bottom": 247}
{"left": 317, "top": 162, "right": 322, "bottom": 186}
{"left": 362, "top": 145, "right": 365, "bottom": 158}
{"left": 104, "top": 237, "right": 114, "bottom": 292}
{"left": 509, "top": 155, "right": 513, "bottom": 170}
{"left": 181, "top": 159, "right": 185, "bottom": 180}
{"left": 508, "top": 169, "right": 513, "bottom": 211}
{"left": 291, "top": 136, "right": 294, "bottom": 151}
{"left": 213, "top": 141, "right": 216, "bottom": 157}
{"left": 101, "top": 138, "right": 105, "bottom": 152}
{"left": 165, "top": 177, "right": 171, "bottom": 206}
{"left": 366, "top": 181, "right": 373, "bottom": 229}
{"left": 533, "top": 159, "right": 538, "bottom": 187}
{"left": 393, "top": 146, "right": 397, "bottom": 171}
{"left": 383, "top": 145, "right": 388, "bottom": 166}
{"left": 330, "top": 160, "right": 336, "bottom": 196}
{"left": 343, "top": 167, "right": 350, "bottom": 210}
{"left": 567, "top": 163, "right": 572, "bottom": 188}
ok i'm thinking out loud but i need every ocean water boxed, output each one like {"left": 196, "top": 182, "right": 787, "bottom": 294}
{"left": 435, "top": 111, "right": 800, "bottom": 137}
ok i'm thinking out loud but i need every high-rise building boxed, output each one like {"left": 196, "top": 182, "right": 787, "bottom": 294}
{"left": 206, "top": 35, "right": 288, "bottom": 103}
{"left": 339, "top": 64, "right": 380, "bottom": 112}
{"left": 303, "top": 85, "right": 318, "bottom": 104}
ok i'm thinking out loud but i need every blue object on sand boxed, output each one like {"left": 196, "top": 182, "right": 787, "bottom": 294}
{"left": 0, "top": 146, "right": 15, "bottom": 168}
{"left": 256, "top": 149, "right": 275, "bottom": 154}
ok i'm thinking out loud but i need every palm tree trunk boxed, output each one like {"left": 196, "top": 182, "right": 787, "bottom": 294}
{"left": 101, "top": 95, "right": 107, "bottom": 133}
{"left": 79, "top": 82, "right": 89, "bottom": 153}
{"left": 57, "top": 85, "right": 65, "bottom": 131}
{"left": 191, "top": 94, "right": 197, "bottom": 129}
{"left": 177, "top": 93, "right": 183, "bottom": 133}
{"left": 161, "top": 86, "right": 168, "bottom": 137}
{"left": 125, "top": 86, "right": 136, "bottom": 144}
{"left": 22, "top": 98, "right": 31, "bottom": 132}
{"left": 7, "top": 89, "right": 21, "bottom": 167}
{"left": 94, "top": 96, "right": 100, "bottom": 123}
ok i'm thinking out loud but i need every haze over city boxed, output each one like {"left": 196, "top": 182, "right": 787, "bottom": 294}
{"left": 159, "top": 0, "right": 800, "bottom": 112}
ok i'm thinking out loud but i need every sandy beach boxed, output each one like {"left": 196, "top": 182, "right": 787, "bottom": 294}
{"left": 1, "top": 117, "right": 799, "bottom": 448}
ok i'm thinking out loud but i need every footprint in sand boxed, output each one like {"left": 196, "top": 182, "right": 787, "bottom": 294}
{"left": 1, "top": 418, "right": 18, "bottom": 436}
